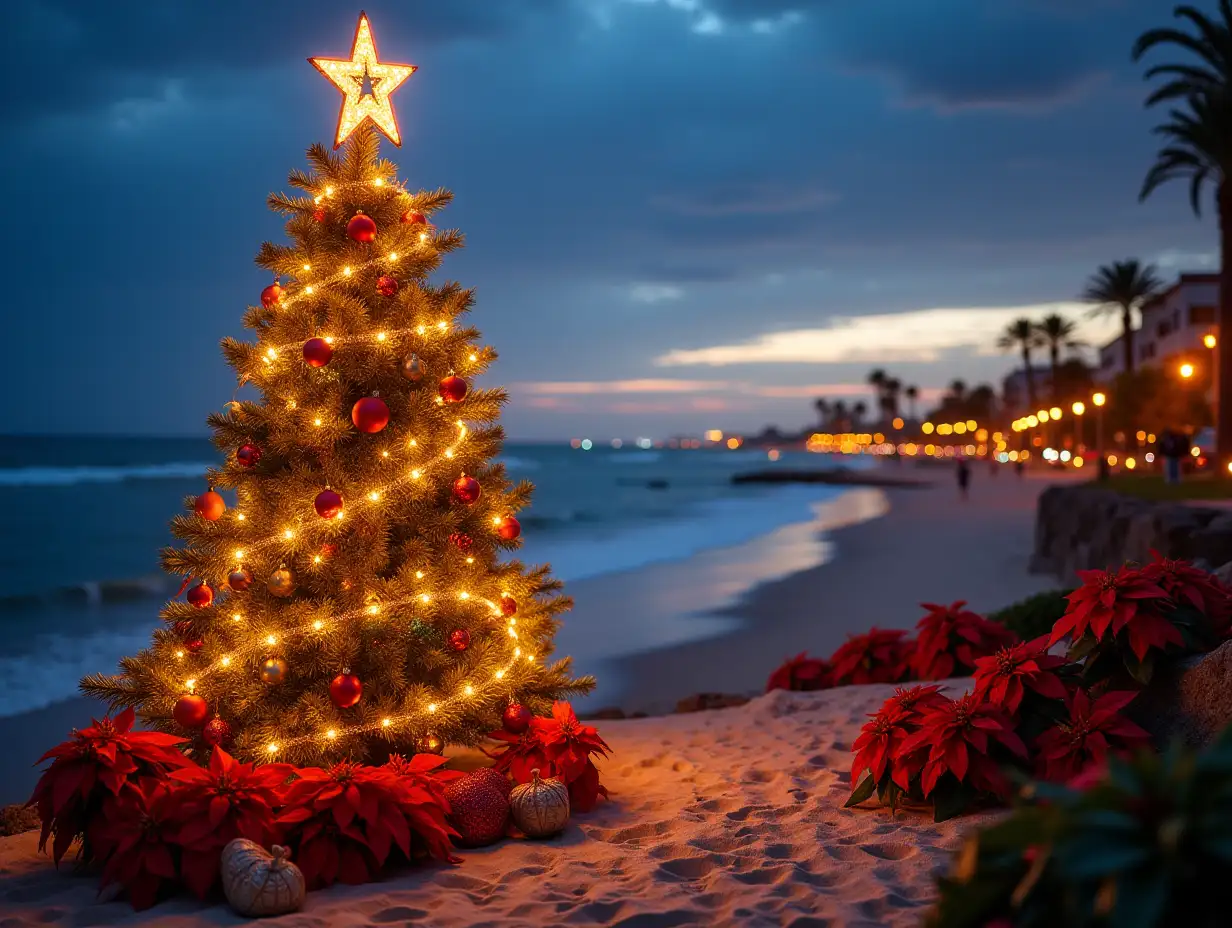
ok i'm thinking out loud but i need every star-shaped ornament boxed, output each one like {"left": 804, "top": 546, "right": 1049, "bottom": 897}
{"left": 310, "top": 12, "right": 417, "bottom": 149}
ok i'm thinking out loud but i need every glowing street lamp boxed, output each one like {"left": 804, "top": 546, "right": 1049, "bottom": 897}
{"left": 1072, "top": 401, "right": 1085, "bottom": 416}
{"left": 1205, "top": 333, "right": 1218, "bottom": 349}
{"left": 1092, "top": 392, "right": 1106, "bottom": 407}
{"left": 1180, "top": 362, "right": 1196, "bottom": 380}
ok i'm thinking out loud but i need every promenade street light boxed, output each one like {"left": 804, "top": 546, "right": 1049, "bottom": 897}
{"left": 1205, "top": 333, "right": 1218, "bottom": 349}
{"left": 1180, "top": 362, "right": 1196, "bottom": 379}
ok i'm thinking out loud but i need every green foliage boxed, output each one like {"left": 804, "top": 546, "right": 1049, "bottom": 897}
{"left": 82, "top": 126, "right": 593, "bottom": 766}
{"left": 928, "top": 725, "right": 1232, "bottom": 927}
{"left": 1107, "top": 366, "right": 1212, "bottom": 437}
{"left": 989, "top": 590, "right": 1073, "bottom": 643}
{"left": 1094, "top": 473, "right": 1232, "bottom": 501}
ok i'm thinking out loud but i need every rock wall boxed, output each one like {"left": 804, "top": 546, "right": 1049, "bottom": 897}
{"left": 1031, "top": 484, "right": 1232, "bottom": 581}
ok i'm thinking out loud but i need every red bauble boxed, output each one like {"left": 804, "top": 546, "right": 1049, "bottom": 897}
{"left": 260, "top": 282, "right": 283, "bottom": 308}
{"left": 187, "top": 582, "right": 214, "bottom": 609}
{"left": 438, "top": 375, "right": 468, "bottom": 404}
{"left": 472, "top": 767, "right": 513, "bottom": 799}
{"left": 320, "top": 542, "right": 339, "bottom": 559}
{"left": 347, "top": 212, "right": 377, "bottom": 243}
{"left": 448, "top": 628, "right": 471, "bottom": 652}
{"left": 173, "top": 694, "right": 209, "bottom": 729}
{"left": 312, "top": 208, "right": 326, "bottom": 222}
{"left": 449, "top": 532, "right": 474, "bottom": 552}
{"left": 351, "top": 396, "right": 390, "bottom": 433}
{"left": 499, "top": 595, "right": 518, "bottom": 617}
{"left": 496, "top": 516, "right": 522, "bottom": 541}
{"left": 195, "top": 489, "right": 225, "bottom": 521}
{"left": 236, "top": 443, "right": 262, "bottom": 468}
{"left": 376, "top": 275, "right": 399, "bottom": 297}
{"left": 502, "top": 703, "right": 532, "bottom": 734}
{"left": 314, "top": 488, "right": 344, "bottom": 519}
{"left": 185, "top": 637, "right": 204, "bottom": 654}
{"left": 400, "top": 210, "right": 427, "bottom": 226}
{"left": 444, "top": 772, "right": 510, "bottom": 847}
{"left": 452, "top": 475, "right": 481, "bottom": 505}
{"left": 203, "top": 717, "right": 232, "bottom": 747}
{"left": 329, "top": 672, "right": 363, "bottom": 708}
{"left": 228, "top": 567, "right": 253, "bottom": 591}
{"left": 303, "top": 337, "right": 334, "bottom": 367}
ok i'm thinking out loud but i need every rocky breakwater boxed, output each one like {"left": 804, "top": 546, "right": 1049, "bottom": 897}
{"left": 1030, "top": 484, "right": 1232, "bottom": 581}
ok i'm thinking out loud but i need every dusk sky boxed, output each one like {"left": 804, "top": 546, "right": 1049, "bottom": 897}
{"left": 1, "top": 0, "right": 1218, "bottom": 440}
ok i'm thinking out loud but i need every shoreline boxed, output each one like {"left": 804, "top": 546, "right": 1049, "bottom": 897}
{"left": 0, "top": 470, "right": 1071, "bottom": 806}
{"left": 599, "top": 470, "right": 1076, "bottom": 714}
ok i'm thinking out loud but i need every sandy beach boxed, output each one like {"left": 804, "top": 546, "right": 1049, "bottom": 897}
{"left": 0, "top": 680, "right": 989, "bottom": 927}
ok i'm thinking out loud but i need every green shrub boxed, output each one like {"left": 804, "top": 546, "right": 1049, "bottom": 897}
{"left": 988, "top": 590, "right": 1072, "bottom": 642}
{"left": 928, "top": 727, "right": 1232, "bottom": 928}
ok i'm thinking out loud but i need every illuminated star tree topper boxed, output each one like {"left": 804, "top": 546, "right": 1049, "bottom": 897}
{"left": 310, "top": 11, "right": 417, "bottom": 149}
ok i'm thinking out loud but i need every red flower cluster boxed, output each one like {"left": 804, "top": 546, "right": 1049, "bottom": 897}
{"left": 829, "top": 628, "right": 914, "bottom": 685}
{"left": 1049, "top": 566, "right": 1178, "bottom": 661}
{"left": 766, "top": 652, "right": 831, "bottom": 692}
{"left": 276, "top": 761, "right": 458, "bottom": 889}
{"left": 1035, "top": 689, "right": 1151, "bottom": 783}
{"left": 27, "top": 714, "right": 466, "bottom": 909}
{"left": 166, "top": 747, "right": 293, "bottom": 898}
{"left": 902, "top": 693, "right": 1027, "bottom": 800}
{"left": 973, "top": 638, "right": 1068, "bottom": 714}
{"left": 26, "top": 707, "right": 190, "bottom": 866}
{"left": 851, "top": 685, "right": 947, "bottom": 791}
{"left": 911, "top": 601, "right": 1019, "bottom": 681}
{"left": 489, "top": 701, "right": 611, "bottom": 811}
{"left": 1142, "top": 550, "right": 1232, "bottom": 635}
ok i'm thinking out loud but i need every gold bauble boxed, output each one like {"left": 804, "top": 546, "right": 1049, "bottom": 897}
{"left": 261, "top": 657, "right": 288, "bottom": 685}
{"left": 268, "top": 567, "right": 295, "bottom": 598}
{"left": 415, "top": 732, "right": 444, "bottom": 755}
{"left": 220, "top": 838, "right": 305, "bottom": 917}
{"left": 401, "top": 353, "right": 424, "bottom": 383}
{"left": 510, "top": 768, "right": 570, "bottom": 838}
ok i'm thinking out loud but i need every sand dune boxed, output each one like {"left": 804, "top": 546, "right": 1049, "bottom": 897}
{"left": 0, "top": 681, "right": 989, "bottom": 927}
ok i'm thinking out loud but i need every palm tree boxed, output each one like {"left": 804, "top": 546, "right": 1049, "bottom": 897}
{"left": 852, "top": 400, "right": 868, "bottom": 429}
{"left": 1133, "top": 4, "right": 1232, "bottom": 459}
{"left": 997, "top": 318, "right": 1044, "bottom": 408}
{"left": 1035, "top": 313, "right": 1082, "bottom": 399}
{"left": 832, "top": 400, "right": 850, "bottom": 431}
{"left": 948, "top": 379, "right": 967, "bottom": 401}
{"left": 867, "top": 369, "right": 888, "bottom": 423}
{"left": 1081, "top": 260, "right": 1161, "bottom": 377}
{"left": 904, "top": 385, "right": 919, "bottom": 421}
{"left": 885, "top": 378, "right": 903, "bottom": 421}
{"left": 813, "top": 397, "right": 830, "bottom": 430}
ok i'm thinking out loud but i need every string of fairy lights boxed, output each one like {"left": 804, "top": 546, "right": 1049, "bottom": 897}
{"left": 172, "top": 170, "right": 538, "bottom": 758}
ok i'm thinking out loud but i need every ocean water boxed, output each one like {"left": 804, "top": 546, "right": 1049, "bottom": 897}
{"left": 0, "top": 436, "right": 864, "bottom": 716}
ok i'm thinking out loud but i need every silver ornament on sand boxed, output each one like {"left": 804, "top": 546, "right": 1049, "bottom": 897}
{"left": 220, "top": 839, "right": 305, "bottom": 917}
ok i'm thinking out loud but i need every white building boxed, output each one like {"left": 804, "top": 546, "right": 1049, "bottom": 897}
{"left": 1097, "top": 272, "right": 1219, "bottom": 381}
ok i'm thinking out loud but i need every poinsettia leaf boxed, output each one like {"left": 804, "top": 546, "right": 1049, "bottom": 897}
{"left": 845, "top": 774, "right": 878, "bottom": 808}
{"left": 932, "top": 776, "right": 974, "bottom": 823}
{"left": 1125, "top": 652, "right": 1155, "bottom": 686}
{"left": 1068, "top": 634, "right": 1101, "bottom": 662}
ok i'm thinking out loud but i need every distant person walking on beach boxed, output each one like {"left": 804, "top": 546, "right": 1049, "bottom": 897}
{"left": 1158, "top": 428, "right": 1190, "bottom": 485}
{"left": 957, "top": 458, "right": 971, "bottom": 500}
{"left": 1015, "top": 458, "right": 1025, "bottom": 478}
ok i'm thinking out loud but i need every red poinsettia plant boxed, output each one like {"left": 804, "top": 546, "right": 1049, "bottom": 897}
{"left": 766, "top": 651, "right": 831, "bottom": 693}
{"left": 488, "top": 701, "right": 611, "bottom": 812}
{"left": 911, "top": 600, "right": 1019, "bottom": 681}
{"left": 846, "top": 684, "right": 947, "bottom": 812}
{"left": 26, "top": 707, "right": 190, "bottom": 865}
{"left": 276, "top": 761, "right": 458, "bottom": 890}
{"left": 93, "top": 778, "right": 180, "bottom": 911}
{"left": 1141, "top": 550, "right": 1232, "bottom": 635}
{"left": 1049, "top": 564, "right": 1218, "bottom": 685}
{"left": 166, "top": 747, "right": 294, "bottom": 898}
{"left": 972, "top": 638, "right": 1069, "bottom": 716}
{"left": 850, "top": 689, "right": 1029, "bottom": 822}
{"left": 1034, "top": 688, "right": 1151, "bottom": 783}
{"left": 828, "top": 627, "right": 914, "bottom": 686}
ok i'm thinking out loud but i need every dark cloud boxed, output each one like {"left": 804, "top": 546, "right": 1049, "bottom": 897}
{"left": 0, "top": 0, "right": 570, "bottom": 123}
{"left": 0, "top": 0, "right": 1216, "bottom": 438}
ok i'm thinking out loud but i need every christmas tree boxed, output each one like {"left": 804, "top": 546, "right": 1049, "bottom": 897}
{"left": 82, "top": 14, "right": 593, "bottom": 766}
